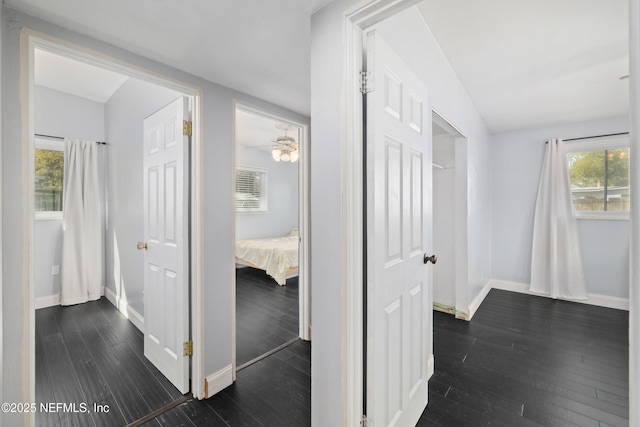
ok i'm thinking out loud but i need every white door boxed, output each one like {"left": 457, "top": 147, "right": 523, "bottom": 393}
{"left": 366, "top": 31, "right": 433, "bottom": 427}
{"left": 142, "top": 96, "right": 190, "bottom": 394}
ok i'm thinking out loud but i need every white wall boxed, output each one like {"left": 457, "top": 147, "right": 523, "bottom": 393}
{"left": 104, "top": 77, "right": 181, "bottom": 315}
{"left": 1, "top": 8, "right": 309, "bottom": 421}
{"left": 491, "top": 115, "right": 629, "bottom": 299}
{"left": 310, "top": 3, "right": 492, "bottom": 425}
{"left": 33, "top": 86, "right": 105, "bottom": 301}
{"left": 235, "top": 145, "right": 298, "bottom": 241}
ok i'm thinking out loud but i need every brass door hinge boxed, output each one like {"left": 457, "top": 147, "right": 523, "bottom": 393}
{"left": 183, "top": 120, "right": 193, "bottom": 136}
{"left": 184, "top": 341, "right": 193, "bottom": 356}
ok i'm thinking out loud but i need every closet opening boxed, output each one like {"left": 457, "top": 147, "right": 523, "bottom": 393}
{"left": 432, "top": 111, "right": 469, "bottom": 319}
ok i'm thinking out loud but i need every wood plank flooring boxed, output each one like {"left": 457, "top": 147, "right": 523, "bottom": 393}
{"left": 36, "top": 298, "right": 182, "bottom": 427}
{"left": 150, "top": 340, "right": 311, "bottom": 426}
{"left": 418, "top": 289, "right": 629, "bottom": 427}
{"left": 36, "top": 287, "right": 628, "bottom": 426}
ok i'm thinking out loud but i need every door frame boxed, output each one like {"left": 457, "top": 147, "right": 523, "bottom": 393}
{"left": 230, "top": 101, "right": 311, "bottom": 376}
{"left": 342, "top": 1, "right": 424, "bottom": 425}
{"left": 431, "top": 110, "right": 470, "bottom": 320}
{"left": 21, "top": 30, "right": 206, "bottom": 418}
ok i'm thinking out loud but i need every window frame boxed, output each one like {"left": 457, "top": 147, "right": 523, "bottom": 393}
{"left": 235, "top": 165, "right": 268, "bottom": 213}
{"left": 34, "top": 137, "right": 64, "bottom": 220}
{"left": 564, "top": 134, "right": 630, "bottom": 221}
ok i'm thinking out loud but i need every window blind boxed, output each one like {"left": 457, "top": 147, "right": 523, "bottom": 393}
{"left": 235, "top": 168, "right": 267, "bottom": 212}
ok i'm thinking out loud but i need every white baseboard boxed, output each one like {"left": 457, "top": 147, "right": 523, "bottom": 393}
{"left": 35, "top": 294, "right": 60, "bottom": 309}
{"left": 205, "top": 364, "right": 233, "bottom": 398}
{"left": 468, "top": 281, "right": 493, "bottom": 320}
{"left": 426, "top": 354, "right": 434, "bottom": 380}
{"left": 35, "top": 286, "right": 105, "bottom": 309}
{"left": 489, "top": 279, "right": 629, "bottom": 311}
{"left": 104, "top": 286, "right": 118, "bottom": 306}
{"left": 585, "top": 293, "right": 629, "bottom": 311}
{"left": 127, "top": 306, "right": 144, "bottom": 332}
{"left": 104, "top": 287, "right": 145, "bottom": 332}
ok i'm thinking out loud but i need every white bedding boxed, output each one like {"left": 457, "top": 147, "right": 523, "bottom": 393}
{"left": 235, "top": 234, "right": 299, "bottom": 285}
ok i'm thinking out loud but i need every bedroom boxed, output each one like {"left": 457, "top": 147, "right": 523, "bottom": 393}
{"left": 233, "top": 105, "right": 309, "bottom": 366}
{"left": 31, "top": 46, "right": 200, "bottom": 423}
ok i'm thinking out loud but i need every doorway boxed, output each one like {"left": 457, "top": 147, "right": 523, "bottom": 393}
{"left": 232, "top": 104, "right": 310, "bottom": 373}
{"left": 431, "top": 111, "right": 469, "bottom": 320}
{"left": 25, "top": 33, "right": 205, "bottom": 424}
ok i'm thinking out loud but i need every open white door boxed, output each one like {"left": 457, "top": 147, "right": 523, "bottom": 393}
{"left": 142, "top": 96, "right": 191, "bottom": 394}
{"left": 366, "top": 31, "right": 433, "bottom": 426}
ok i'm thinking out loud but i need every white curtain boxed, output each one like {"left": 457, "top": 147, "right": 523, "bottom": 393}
{"left": 530, "top": 138, "right": 587, "bottom": 300}
{"left": 60, "top": 139, "right": 103, "bottom": 305}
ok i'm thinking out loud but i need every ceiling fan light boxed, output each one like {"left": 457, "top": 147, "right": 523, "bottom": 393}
{"left": 290, "top": 150, "right": 299, "bottom": 162}
{"left": 281, "top": 152, "right": 291, "bottom": 162}
{"left": 272, "top": 149, "right": 281, "bottom": 161}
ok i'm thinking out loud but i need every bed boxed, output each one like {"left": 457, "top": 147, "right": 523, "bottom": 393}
{"left": 235, "top": 228, "right": 299, "bottom": 285}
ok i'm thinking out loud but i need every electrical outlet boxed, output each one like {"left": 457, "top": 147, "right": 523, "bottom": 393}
{"left": 52, "top": 265, "right": 60, "bottom": 275}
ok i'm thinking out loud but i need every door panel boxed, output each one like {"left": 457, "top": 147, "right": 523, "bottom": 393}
{"left": 367, "top": 31, "right": 433, "bottom": 427}
{"left": 143, "top": 96, "right": 190, "bottom": 394}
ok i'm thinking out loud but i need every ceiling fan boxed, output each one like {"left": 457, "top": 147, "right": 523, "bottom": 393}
{"left": 244, "top": 122, "right": 299, "bottom": 162}
{"left": 271, "top": 128, "right": 299, "bottom": 163}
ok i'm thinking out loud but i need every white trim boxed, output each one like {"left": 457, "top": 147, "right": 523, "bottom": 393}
{"left": 204, "top": 364, "right": 233, "bottom": 398}
{"left": 34, "top": 137, "right": 64, "bottom": 151}
{"left": 104, "top": 287, "right": 145, "bottom": 332}
{"left": 426, "top": 354, "right": 435, "bottom": 380}
{"left": 467, "top": 281, "right": 492, "bottom": 320}
{"left": 432, "top": 109, "right": 467, "bottom": 139}
{"left": 489, "top": 279, "right": 630, "bottom": 311}
{"left": 629, "top": 2, "right": 640, "bottom": 425}
{"left": 190, "top": 83, "right": 205, "bottom": 400}
{"left": 575, "top": 212, "right": 630, "bottom": 221}
{"left": 585, "top": 293, "right": 630, "bottom": 311}
{"left": 34, "top": 212, "right": 63, "bottom": 220}
{"left": 35, "top": 294, "right": 60, "bottom": 309}
{"left": 431, "top": 110, "right": 469, "bottom": 320}
{"left": 23, "top": 30, "right": 206, "bottom": 404}
{"left": 490, "top": 279, "right": 543, "bottom": 295}
{"left": 231, "top": 101, "right": 312, "bottom": 383}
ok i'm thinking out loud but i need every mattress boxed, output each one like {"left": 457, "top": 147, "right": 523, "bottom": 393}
{"left": 235, "top": 235, "right": 299, "bottom": 285}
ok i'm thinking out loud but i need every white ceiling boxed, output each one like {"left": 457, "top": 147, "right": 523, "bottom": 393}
{"left": 417, "top": 0, "right": 629, "bottom": 133}
{"left": 8, "top": 0, "right": 629, "bottom": 134}
{"left": 8, "top": 0, "right": 337, "bottom": 116}
{"left": 35, "top": 48, "right": 129, "bottom": 103}
{"left": 236, "top": 109, "right": 300, "bottom": 150}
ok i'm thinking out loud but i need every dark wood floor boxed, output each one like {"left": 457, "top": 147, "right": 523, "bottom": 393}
{"left": 36, "top": 288, "right": 628, "bottom": 426}
{"left": 36, "top": 298, "right": 184, "bottom": 427}
{"left": 418, "top": 289, "right": 629, "bottom": 427}
{"left": 35, "top": 269, "right": 301, "bottom": 426}
{"left": 149, "top": 340, "right": 311, "bottom": 426}
{"left": 236, "top": 267, "right": 299, "bottom": 366}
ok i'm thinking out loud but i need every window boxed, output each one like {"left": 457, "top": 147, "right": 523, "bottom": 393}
{"left": 565, "top": 136, "right": 629, "bottom": 219}
{"left": 35, "top": 139, "right": 64, "bottom": 219}
{"left": 235, "top": 166, "right": 267, "bottom": 212}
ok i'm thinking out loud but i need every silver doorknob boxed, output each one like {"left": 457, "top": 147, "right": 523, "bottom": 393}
{"left": 424, "top": 254, "right": 437, "bottom": 264}
{"left": 137, "top": 242, "right": 148, "bottom": 250}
